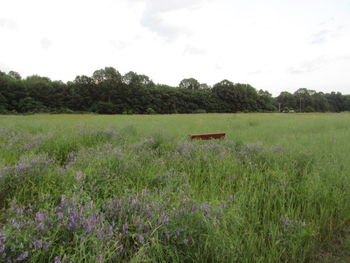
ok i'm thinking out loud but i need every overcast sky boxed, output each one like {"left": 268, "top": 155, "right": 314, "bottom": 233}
{"left": 1, "top": 0, "right": 350, "bottom": 95}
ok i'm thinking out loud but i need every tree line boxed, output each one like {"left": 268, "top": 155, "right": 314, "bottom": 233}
{"left": 0, "top": 67, "right": 349, "bottom": 114}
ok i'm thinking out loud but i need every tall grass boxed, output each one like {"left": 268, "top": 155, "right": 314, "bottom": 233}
{"left": 0, "top": 113, "right": 349, "bottom": 262}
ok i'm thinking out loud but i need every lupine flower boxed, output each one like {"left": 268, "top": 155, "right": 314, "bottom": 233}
{"left": 1, "top": 189, "right": 228, "bottom": 262}
{"left": 0, "top": 244, "right": 5, "bottom": 253}
{"left": 119, "top": 245, "right": 125, "bottom": 253}
{"left": 122, "top": 224, "right": 128, "bottom": 234}
{"left": 35, "top": 212, "right": 46, "bottom": 222}
{"left": 16, "top": 251, "right": 28, "bottom": 261}
{"left": 76, "top": 171, "right": 83, "bottom": 181}
{"left": 34, "top": 239, "right": 42, "bottom": 249}
{"left": 57, "top": 212, "right": 64, "bottom": 220}
{"left": 271, "top": 145, "right": 282, "bottom": 153}
{"left": 138, "top": 235, "right": 145, "bottom": 244}
{"left": 97, "top": 229, "right": 104, "bottom": 240}
{"left": 190, "top": 205, "right": 197, "bottom": 212}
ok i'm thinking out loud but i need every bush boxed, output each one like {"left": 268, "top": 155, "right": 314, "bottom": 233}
{"left": 92, "top": 102, "right": 118, "bottom": 114}
{"left": 146, "top": 107, "right": 156, "bottom": 114}
{"left": 54, "top": 108, "right": 75, "bottom": 114}
{"left": 193, "top": 109, "right": 206, "bottom": 114}
{"left": 304, "top": 106, "right": 315, "bottom": 112}
{"left": 18, "top": 97, "right": 46, "bottom": 113}
{"left": 0, "top": 105, "right": 8, "bottom": 114}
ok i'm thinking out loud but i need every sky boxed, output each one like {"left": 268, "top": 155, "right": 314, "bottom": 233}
{"left": 1, "top": 0, "right": 350, "bottom": 96}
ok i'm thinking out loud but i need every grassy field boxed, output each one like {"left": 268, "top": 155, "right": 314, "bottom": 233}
{"left": 0, "top": 113, "right": 350, "bottom": 262}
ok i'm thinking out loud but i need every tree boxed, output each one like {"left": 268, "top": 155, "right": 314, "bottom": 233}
{"left": 8, "top": 71, "right": 22, "bottom": 80}
{"left": 24, "top": 75, "right": 54, "bottom": 109}
{"left": 212, "top": 81, "right": 259, "bottom": 112}
{"left": 93, "top": 67, "right": 122, "bottom": 84}
{"left": 277, "top": 92, "right": 296, "bottom": 111}
{"left": 199, "top": 83, "right": 210, "bottom": 90}
{"left": 294, "top": 88, "right": 314, "bottom": 112}
{"left": 0, "top": 72, "right": 27, "bottom": 111}
{"left": 92, "top": 67, "right": 122, "bottom": 104}
{"left": 1, "top": 66, "right": 349, "bottom": 114}
{"left": 179, "top": 78, "right": 200, "bottom": 90}
{"left": 18, "top": 97, "right": 46, "bottom": 113}
{"left": 92, "top": 102, "right": 118, "bottom": 114}
{"left": 0, "top": 92, "right": 7, "bottom": 113}
{"left": 325, "top": 92, "right": 345, "bottom": 112}
{"left": 257, "top": 89, "right": 275, "bottom": 111}
{"left": 310, "top": 92, "right": 329, "bottom": 112}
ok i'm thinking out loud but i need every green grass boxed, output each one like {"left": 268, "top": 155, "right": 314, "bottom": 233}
{"left": 0, "top": 113, "right": 349, "bottom": 262}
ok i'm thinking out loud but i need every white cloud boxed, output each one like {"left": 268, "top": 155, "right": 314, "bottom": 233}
{"left": 0, "top": 0, "right": 350, "bottom": 95}
{"left": 40, "top": 37, "right": 52, "bottom": 50}
{"left": 0, "top": 18, "right": 17, "bottom": 30}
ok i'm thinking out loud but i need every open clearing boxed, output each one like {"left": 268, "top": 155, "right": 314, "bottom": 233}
{"left": 0, "top": 113, "right": 350, "bottom": 262}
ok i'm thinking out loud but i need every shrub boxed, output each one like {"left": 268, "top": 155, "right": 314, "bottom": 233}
{"left": 193, "top": 109, "right": 206, "bottom": 114}
{"left": 92, "top": 102, "right": 118, "bottom": 114}
{"left": 146, "top": 107, "right": 156, "bottom": 114}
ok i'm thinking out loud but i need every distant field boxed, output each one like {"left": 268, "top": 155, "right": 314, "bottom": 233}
{"left": 0, "top": 113, "right": 349, "bottom": 262}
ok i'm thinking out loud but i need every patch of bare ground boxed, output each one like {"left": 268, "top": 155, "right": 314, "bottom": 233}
{"left": 315, "top": 224, "right": 350, "bottom": 263}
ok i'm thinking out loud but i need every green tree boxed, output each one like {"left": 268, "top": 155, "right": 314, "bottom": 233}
{"left": 277, "top": 92, "right": 296, "bottom": 111}
{"left": 8, "top": 71, "right": 22, "bottom": 80}
{"left": 18, "top": 97, "right": 45, "bottom": 113}
{"left": 179, "top": 78, "right": 200, "bottom": 90}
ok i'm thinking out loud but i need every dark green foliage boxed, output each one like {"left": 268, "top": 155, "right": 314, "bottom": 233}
{"left": 18, "top": 97, "right": 46, "bottom": 113}
{"left": 179, "top": 78, "right": 200, "bottom": 90}
{"left": 92, "top": 102, "right": 119, "bottom": 114}
{"left": 0, "top": 67, "right": 349, "bottom": 114}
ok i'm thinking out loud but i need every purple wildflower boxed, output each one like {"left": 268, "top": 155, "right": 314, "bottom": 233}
{"left": 119, "top": 244, "right": 125, "bottom": 253}
{"left": 190, "top": 205, "right": 197, "bottom": 212}
{"left": 43, "top": 242, "right": 50, "bottom": 250}
{"left": 0, "top": 244, "right": 4, "bottom": 253}
{"left": 122, "top": 224, "right": 128, "bottom": 234}
{"left": 16, "top": 251, "right": 28, "bottom": 261}
{"left": 164, "top": 215, "right": 169, "bottom": 224}
{"left": 34, "top": 239, "right": 42, "bottom": 249}
{"left": 57, "top": 212, "right": 64, "bottom": 220}
{"left": 35, "top": 212, "right": 46, "bottom": 222}
{"left": 97, "top": 229, "right": 104, "bottom": 240}
{"left": 271, "top": 145, "right": 282, "bottom": 153}
{"left": 76, "top": 170, "right": 83, "bottom": 181}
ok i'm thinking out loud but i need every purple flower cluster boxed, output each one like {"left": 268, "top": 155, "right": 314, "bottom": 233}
{"left": 0, "top": 232, "right": 7, "bottom": 260}
{"left": 2, "top": 129, "right": 53, "bottom": 154}
{"left": 175, "top": 141, "right": 231, "bottom": 160}
{"left": 65, "top": 144, "right": 124, "bottom": 168}
{"left": 0, "top": 154, "right": 54, "bottom": 180}
{"left": 21, "top": 134, "right": 53, "bottom": 152}
{"left": 129, "top": 138, "right": 156, "bottom": 150}
{"left": 0, "top": 126, "right": 18, "bottom": 138}
{"left": 280, "top": 216, "right": 306, "bottom": 228}
{"left": 238, "top": 142, "right": 283, "bottom": 156}
{"left": 238, "top": 142, "right": 264, "bottom": 156}
{"left": 1, "top": 190, "right": 228, "bottom": 262}
{"left": 175, "top": 143, "right": 196, "bottom": 158}
{"left": 1, "top": 195, "right": 112, "bottom": 262}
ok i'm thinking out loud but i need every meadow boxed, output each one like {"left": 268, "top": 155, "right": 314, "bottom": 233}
{"left": 0, "top": 113, "right": 349, "bottom": 262}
